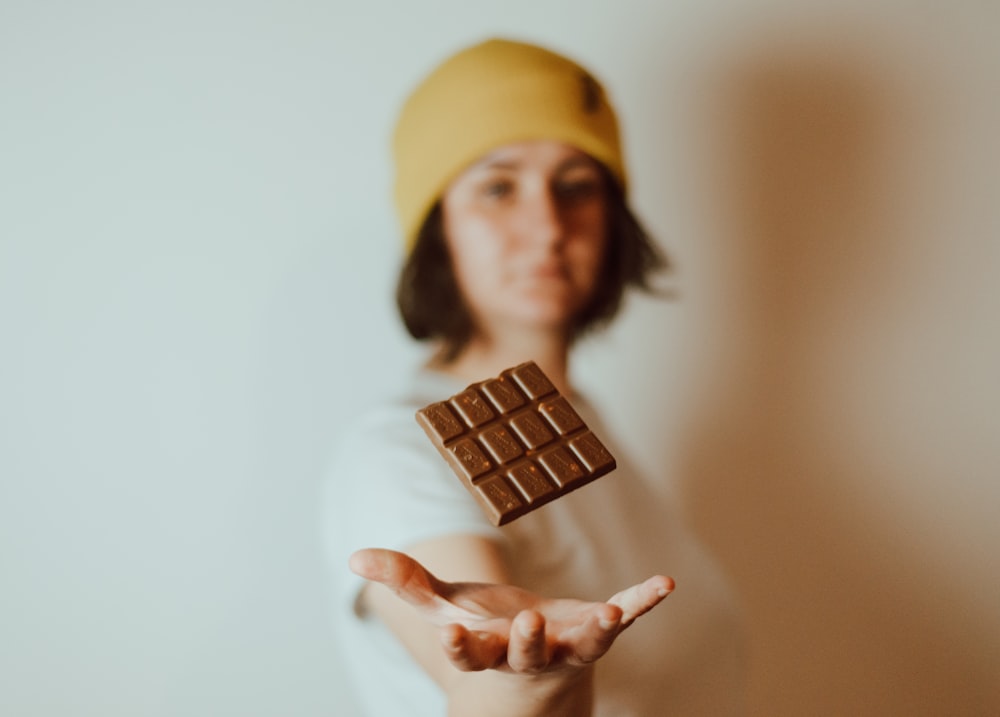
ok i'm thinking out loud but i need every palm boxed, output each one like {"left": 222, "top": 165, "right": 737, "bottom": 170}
{"left": 349, "top": 548, "right": 673, "bottom": 673}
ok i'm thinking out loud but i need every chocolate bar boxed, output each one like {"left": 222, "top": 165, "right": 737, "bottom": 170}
{"left": 415, "top": 361, "right": 616, "bottom": 525}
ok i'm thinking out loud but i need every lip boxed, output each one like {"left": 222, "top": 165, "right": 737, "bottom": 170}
{"left": 525, "top": 262, "right": 569, "bottom": 280}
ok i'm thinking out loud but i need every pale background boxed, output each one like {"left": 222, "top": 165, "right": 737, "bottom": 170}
{"left": 2, "top": 1, "right": 998, "bottom": 715}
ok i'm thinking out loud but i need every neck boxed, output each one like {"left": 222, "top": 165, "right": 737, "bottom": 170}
{"left": 428, "top": 329, "right": 573, "bottom": 396}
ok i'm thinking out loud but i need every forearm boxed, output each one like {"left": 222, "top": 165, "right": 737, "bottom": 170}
{"left": 447, "top": 666, "right": 594, "bottom": 717}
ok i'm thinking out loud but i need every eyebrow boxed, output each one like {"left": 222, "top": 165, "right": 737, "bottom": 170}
{"left": 472, "top": 154, "right": 600, "bottom": 173}
{"left": 476, "top": 158, "right": 520, "bottom": 171}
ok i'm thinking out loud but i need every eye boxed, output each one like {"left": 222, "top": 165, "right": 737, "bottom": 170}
{"left": 554, "top": 176, "right": 603, "bottom": 204}
{"left": 480, "top": 178, "right": 515, "bottom": 200}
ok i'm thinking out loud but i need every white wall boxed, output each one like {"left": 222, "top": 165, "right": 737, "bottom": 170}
{"left": 2, "top": 1, "right": 997, "bottom": 715}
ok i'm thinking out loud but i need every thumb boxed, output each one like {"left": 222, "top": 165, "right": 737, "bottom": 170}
{"left": 349, "top": 548, "right": 446, "bottom": 609}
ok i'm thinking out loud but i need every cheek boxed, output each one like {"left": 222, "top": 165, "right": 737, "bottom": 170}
{"left": 444, "top": 212, "right": 506, "bottom": 285}
{"left": 574, "top": 241, "right": 608, "bottom": 289}
{"left": 570, "top": 209, "right": 610, "bottom": 276}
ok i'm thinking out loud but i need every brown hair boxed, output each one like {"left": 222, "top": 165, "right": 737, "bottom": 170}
{"left": 394, "top": 172, "right": 668, "bottom": 362}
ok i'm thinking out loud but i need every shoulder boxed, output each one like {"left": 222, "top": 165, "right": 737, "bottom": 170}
{"left": 323, "top": 367, "right": 490, "bottom": 533}
{"left": 322, "top": 369, "right": 498, "bottom": 590}
{"left": 328, "top": 368, "right": 462, "bottom": 471}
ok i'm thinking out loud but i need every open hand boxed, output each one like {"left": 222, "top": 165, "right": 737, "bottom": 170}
{"left": 349, "top": 547, "right": 674, "bottom": 675}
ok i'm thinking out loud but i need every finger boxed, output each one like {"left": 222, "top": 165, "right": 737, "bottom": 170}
{"left": 563, "top": 603, "right": 623, "bottom": 665}
{"left": 440, "top": 623, "right": 507, "bottom": 672}
{"left": 348, "top": 548, "right": 446, "bottom": 610}
{"left": 607, "top": 575, "right": 675, "bottom": 628}
{"left": 506, "top": 609, "right": 551, "bottom": 673}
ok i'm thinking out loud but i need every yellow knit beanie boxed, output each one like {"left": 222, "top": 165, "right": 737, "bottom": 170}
{"left": 392, "top": 37, "right": 627, "bottom": 251}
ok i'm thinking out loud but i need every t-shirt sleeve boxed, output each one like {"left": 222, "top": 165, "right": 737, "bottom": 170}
{"left": 321, "top": 403, "right": 502, "bottom": 615}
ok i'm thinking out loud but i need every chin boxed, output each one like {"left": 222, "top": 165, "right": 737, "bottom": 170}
{"left": 482, "top": 287, "right": 588, "bottom": 332}
{"left": 507, "top": 303, "right": 580, "bottom": 331}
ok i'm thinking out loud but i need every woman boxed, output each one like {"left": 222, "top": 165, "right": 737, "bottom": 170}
{"left": 325, "top": 37, "right": 746, "bottom": 716}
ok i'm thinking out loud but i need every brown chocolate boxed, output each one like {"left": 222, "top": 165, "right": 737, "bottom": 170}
{"left": 415, "top": 361, "right": 616, "bottom": 525}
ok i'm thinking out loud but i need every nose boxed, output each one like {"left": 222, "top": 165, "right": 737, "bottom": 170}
{"left": 518, "top": 187, "right": 564, "bottom": 251}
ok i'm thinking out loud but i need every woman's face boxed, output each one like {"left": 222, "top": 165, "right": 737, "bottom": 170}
{"left": 440, "top": 140, "right": 609, "bottom": 339}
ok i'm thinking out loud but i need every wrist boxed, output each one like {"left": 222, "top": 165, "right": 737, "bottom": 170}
{"left": 448, "top": 665, "right": 594, "bottom": 717}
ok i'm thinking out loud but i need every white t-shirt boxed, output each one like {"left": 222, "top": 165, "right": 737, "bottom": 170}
{"left": 322, "top": 368, "right": 746, "bottom": 716}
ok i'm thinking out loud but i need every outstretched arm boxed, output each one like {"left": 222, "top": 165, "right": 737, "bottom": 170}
{"left": 350, "top": 537, "right": 674, "bottom": 717}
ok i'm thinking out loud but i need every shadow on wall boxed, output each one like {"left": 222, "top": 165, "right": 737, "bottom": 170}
{"left": 676, "top": 33, "right": 1000, "bottom": 717}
